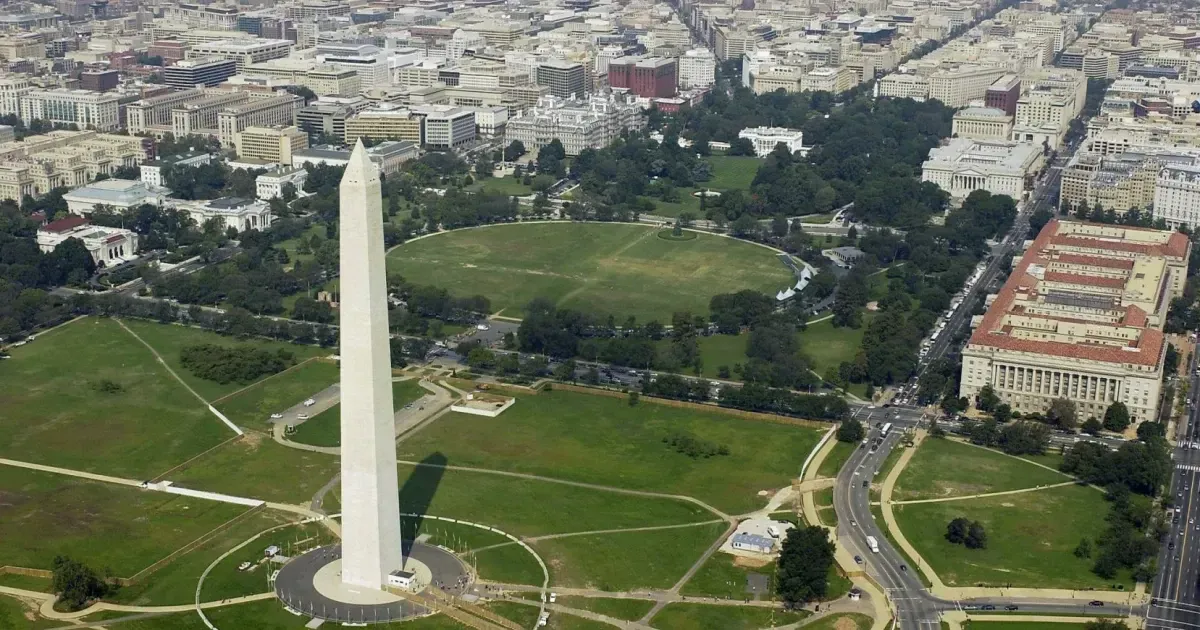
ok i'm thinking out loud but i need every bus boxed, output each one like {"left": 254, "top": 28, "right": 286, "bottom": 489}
{"left": 880, "top": 423, "right": 893, "bottom": 437}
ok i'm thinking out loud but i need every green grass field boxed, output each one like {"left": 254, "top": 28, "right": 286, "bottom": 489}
{"left": 119, "top": 319, "right": 330, "bottom": 402}
{"left": 680, "top": 552, "right": 776, "bottom": 600}
{"left": 214, "top": 359, "right": 340, "bottom": 429}
{"left": 534, "top": 522, "right": 726, "bottom": 590}
{"left": 894, "top": 484, "right": 1127, "bottom": 589}
{"left": 803, "top": 613, "right": 874, "bottom": 630}
{"left": 290, "top": 380, "right": 427, "bottom": 447}
{"left": 398, "top": 389, "right": 823, "bottom": 514}
{"left": 965, "top": 622, "right": 1091, "bottom": 630}
{"left": 0, "top": 317, "right": 232, "bottom": 477}
{"left": 470, "top": 176, "right": 534, "bottom": 197}
{"left": 799, "top": 316, "right": 872, "bottom": 379}
{"left": 200, "top": 520, "right": 336, "bottom": 603}
{"left": 893, "top": 439, "right": 1069, "bottom": 502}
{"left": 0, "top": 465, "right": 249, "bottom": 578}
{"left": 644, "top": 156, "right": 763, "bottom": 219}
{"left": 114, "top": 510, "right": 294, "bottom": 606}
{"left": 818, "top": 441, "right": 855, "bottom": 478}
{"left": 649, "top": 603, "right": 807, "bottom": 630}
{"left": 693, "top": 333, "right": 749, "bottom": 375}
{"left": 171, "top": 436, "right": 338, "bottom": 504}
{"left": 387, "top": 223, "right": 792, "bottom": 322}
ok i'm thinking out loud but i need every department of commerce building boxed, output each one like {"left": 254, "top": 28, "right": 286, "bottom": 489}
{"left": 959, "top": 219, "right": 1189, "bottom": 424}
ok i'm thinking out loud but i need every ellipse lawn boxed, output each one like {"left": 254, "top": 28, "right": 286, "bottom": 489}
{"left": 386, "top": 223, "right": 794, "bottom": 322}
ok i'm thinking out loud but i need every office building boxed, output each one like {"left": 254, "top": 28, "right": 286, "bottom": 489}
{"left": 959, "top": 220, "right": 1188, "bottom": 424}
{"left": 1154, "top": 162, "right": 1200, "bottom": 230}
{"left": 80, "top": 70, "right": 119, "bottom": 92}
{"left": 678, "top": 49, "right": 716, "bottom": 90}
{"left": 986, "top": 74, "right": 1021, "bottom": 115}
{"left": 20, "top": 89, "right": 120, "bottom": 131}
{"left": 169, "top": 196, "right": 272, "bottom": 232}
{"left": 953, "top": 107, "right": 1015, "bottom": 141}
{"left": 217, "top": 94, "right": 302, "bottom": 145}
{"left": 236, "top": 126, "right": 308, "bottom": 164}
{"left": 608, "top": 57, "right": 678, "bottom": 98}
{"left": 140, "top": 151, "right": 212, "bottom": 188}
{"left": 188, "top": 39, "right": 292, "bottom": 72}
{"left": 412, "top": 106, "right": 475, "bottom": 148}
{"left": 505, "top": 94, "right": 645, "bottom": 157}
{"left": 256, "top": 165, "right": 307, "bottom": 200}
{"left": 344, "top": 107, "right": 421, "bottom": 144}
{"left": 921, "top": 138, "right": 1044, "bottom": 199}
{"left": 291, "top": 141, "right": 417, "bottom": 175}
{"left": 63, "top": 179, "right": 171, "bottom": 215}
{"left": 165, "top": 59, "right": 238, "bottom": 89}
{"left": 37, "top": 216, "right": 137, "bottom": 267}
{"left": 536, "top": 61, "right": 587, "bottom": 99}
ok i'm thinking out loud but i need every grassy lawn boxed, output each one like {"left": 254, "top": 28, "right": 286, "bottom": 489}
{"left": 894, "top": 439, "right": 1069, "bottom": 502}
{"left": 815, "top": 487, "right": 834, "bottom": 507}
{"left": 818, "top": 441, "right": 855, "bottom": 478}
{"left": 534, "top": 522, "right": 725, "bottom": 591}
{"left": 214, "top": 359, "right": 339, "bottom": 430}
{"left": 200, "top": 520, "right": 336, "bottom": 603}
{"left": 555, "top": 597, "right": 656, "bottom": 621}
{"left": 805, "top": 613, "right": 874, "bottom": 630}
{"left": 871, "top": 446, "right": 907, "bottom": 502}
{"left": 0, "top": 572, "right": 51, "bottom": 592}
{"left": 695, "top": 333, "right": 748, "bottom": 374}
{"left": 649, "top": 603, "right": 807, "bottom": 630}
{"left": 0, "top": 317, "right": 231, "bottom": 478}
{"left": 171, "top": 436, "right": 338, "bottom": 504}
{"left": 387, "top": 223, "right": 792, "bottom": 322}
{"left": 47, "top": 602, "right": 473, "bottom": 629}
{"left": 389, "top": 462, "right": 715, "bottom": 537}
{"left": 114, "top": 510, "right": 294, "bottom": 606}
{"left": 469, "top": 543, "right": 546, "bottom": 585}
{"left": 470, "top": 176, "right": 533, "bottom": 197}
{"left": 398, "top": 389, "right": 824, "bottom": 514}
{"left": 290, "top": 380, "right": 427, "bottom": 447}
{"left": 119, "top": 319, "right": 329, "bottom": 402}
{"left": 894, "top": 484, "right": 1128, "bottom": 589}
{"left": 646, "top": 156, "right": 762, "bottom": 219}
{"left": 0, "top": 465, "right": 248, "bottom": 578}
{"left": 681, "top": 552, "right": 776, "bottom": 600}
{"left": 966, "top": 623, "right": 1091, "bottom": 630}
{"left": 799, "top": 316, "right": 872, "bottom": 378}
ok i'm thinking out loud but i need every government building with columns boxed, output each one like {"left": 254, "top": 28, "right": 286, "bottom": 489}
{"left": 959, "top": 220, "right": 1189, "bottom": 424}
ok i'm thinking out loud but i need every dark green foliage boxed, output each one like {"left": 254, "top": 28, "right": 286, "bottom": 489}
{"left": 837, "top": 418, "right": 865, "bottom": 443}
{"left": 1103, "top": 402, "right": 1131, "bottom": 433}
{"left": 965, "top": 521, "right": 988, "bottom": 549}
{"left": 1082, "top": 418, "right": 1103, "bottom": 435}
{"left": 964, "top": 419, "right": 1050, "bottom": 455}
{"left": 1061, "top": 435, "right": 1171, "bottom": 497}
{"left": 709, "top": 290, "right": 775, "bottom": 333}
{"left": 776, "top": 525, "right": 836, "bottom": 606}
{"left": 945, "top": 517, "right": 969, "bottom": 544}
{"left": 179, "top": 343, "right": 296, "bottom": 384}
{"left": 663, "top": 431, "right": 730, "bottom": 458}
{"left": 52, "top": 556, "right": 111, "bottom": 611}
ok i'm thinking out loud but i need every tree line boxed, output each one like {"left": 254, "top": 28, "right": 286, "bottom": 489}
{"left": 179, "top": 343, "right": 296, "bottom": 385}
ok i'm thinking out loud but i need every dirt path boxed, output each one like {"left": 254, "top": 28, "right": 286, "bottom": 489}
{"left": 891, "top": 481, "right": 1077, "bottom": 505}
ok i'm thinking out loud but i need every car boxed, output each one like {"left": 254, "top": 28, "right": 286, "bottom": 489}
{"left": 1089, "top": 601, "right": 1105, "bottom": 607}
{"left": 900, "top": 565, "right": 907, "bottom": 572}
{"left": 1170, "top": 541, "right": 1176, "bottom": 550}
{"left": 862, "top": 480, "right": 869, "bottom": 488}
{"left": 850, "top": 520, "right": 857, "bottom": 527}
{"left": 854, "top": 555, "right": 863, "bottom": 564}
{"left": 269, "top": 413, "right": 283, "bottom": 419}
{"left": 1005, "top": 605, "right": 1019, "bottom": 611}
{"left": 297, "top": 413, "right": 309, "bottom": 420}
{"left": 980, "top": 605, "right": 996, "bottom": 611}
{"left": 303, "top": 398, "right": 316, "bottom": 407}
{"left": 237, "top": 561, "right": 252, "bottom": 571}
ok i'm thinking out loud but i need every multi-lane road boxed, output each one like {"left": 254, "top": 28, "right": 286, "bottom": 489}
{"left": 1148, "top": 350, "right": 1200, "bottom": 630}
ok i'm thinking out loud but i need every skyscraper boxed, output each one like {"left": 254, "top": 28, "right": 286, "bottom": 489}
{"left": 337, "top": 141, "right": 403, "bottom": 590}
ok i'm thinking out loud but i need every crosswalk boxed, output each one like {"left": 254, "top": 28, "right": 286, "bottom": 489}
{"left": 1178, "top": 464, "right": 1200, "bottom": 472}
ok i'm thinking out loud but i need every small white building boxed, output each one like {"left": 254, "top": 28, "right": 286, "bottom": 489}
{"left": 140, "top": 151, "right": 213, "bottom": 188}
{"left": 36, "top": 216, "right": 138, "bottom": 267}
{"left": 737, "top": 127, "right": 808, "bottom": 157}
{"left": 168, "top": 196, "right": 273, "bottom": 232}
{"left": 64, "top": 179, "right": 172, "bottom": 216}
{"left": 256, "top": 165, "right": 308, "bottom": 200}
{"left": 387, "top": 569, "right": 415, "bottom": 589}
{"left": 731, "top": 533, "right": 776, "bottom": 554}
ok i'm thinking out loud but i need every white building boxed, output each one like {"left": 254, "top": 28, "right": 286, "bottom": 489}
{"left": 316, "top": 44, "right": 390, "bottom": 92}
{"left": 20, "top": 89, "right": 120, "bottom": 131}
{"left": 168, "top": 196, "right": 273, "bottom": 232}
{"left": 678, "top": 48, "right": 716, "bottom": 89}
{"left": 0, "top": 73, "right": 31, "bottom": 116}
{"left": 188, "top": 39, "right": 293, "bottom": 72}
{"left": 140, "top": 151, "right": 213, "bottom": 188}
{"left": 738, "top": 127, "right": 807, "bottom": 157}
{"left": 921, "top": 138, "right": 1044, "bottom": 199}
{"left": 472, "top": 106, "right": 508, "bottom": 138}
{"left": 36, "top": 216, "right": 138, "bottom": 267}
{"left": 256, "top": 165, "right": 308, "bottom": 200}
{"left": 952, "top": 107, "right": 1014, "bottom": 141}
{"left": 504, "top": 94, "right": 645, "bottom": 157}
{"left": 1154, "top": 162, "right": 1200, "bottom": 230}
{"left": 64, "top": 179, "right": 172, "bottom": 215}
{"left": 412, "top": 105, "right": 475, "bottom": 148}
{"left": 731, "top": 533, "right": 776, "bottom": 554}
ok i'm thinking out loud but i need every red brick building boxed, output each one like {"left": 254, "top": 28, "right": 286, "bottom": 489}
{"left": 608, "top": 56, "right": 678, "bottom": 98}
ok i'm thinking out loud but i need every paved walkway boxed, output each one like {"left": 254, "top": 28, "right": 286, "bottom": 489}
{"left": 891, "top": 481, "right": 1078, "bottom": 505}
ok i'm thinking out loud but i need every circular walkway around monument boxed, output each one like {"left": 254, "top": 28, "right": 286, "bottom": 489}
{"left": 274, "top": 542, "right": 468, "bottom": 624}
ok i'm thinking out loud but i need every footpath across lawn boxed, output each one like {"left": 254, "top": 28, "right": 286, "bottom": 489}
{"left": 398, "top": 388, "right": 824, "bottom": 514}
{"left": 893, "top": 438, "right": 1068, "bottom": 502}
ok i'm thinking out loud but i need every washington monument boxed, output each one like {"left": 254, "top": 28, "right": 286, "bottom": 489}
{"left": 338, "top": 140, "right": 403, "bottom": 590}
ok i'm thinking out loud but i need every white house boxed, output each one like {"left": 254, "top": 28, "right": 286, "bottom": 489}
{"left": 64, "top": 179, "right": 172, "bottom": 216}
{"left": 737, "top": 127, "right": 808, "bottom": 157}
{"left": 168, "top": 196, "right": 273, "bottom": 232}
{"left": 256, "top": 165, "right": 308, "bottom": 200}
{"left": 37, "top": 216, "right": 138, "bottom": 267}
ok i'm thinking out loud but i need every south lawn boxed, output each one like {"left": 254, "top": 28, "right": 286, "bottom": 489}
{"left": 386, "top": 222, "right": 792, "bottom": 322}
{"left": 893, "top": 438, "right": 1069, "bottom": 502}
{"left": 397, "top": 389, "right": 824, "bottom": 514}
{"left": 893, "top": 483, "right": 1129, "bottom": 589}
{"left": 643, "top": 156, "right": 763, "bottom": 218}
{"left": 0, "top": 317, "right": 232, "bottom": 477}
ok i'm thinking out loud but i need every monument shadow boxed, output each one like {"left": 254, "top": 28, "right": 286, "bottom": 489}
{"left": 398, "top": 451, "right": 447, "bottom": 556}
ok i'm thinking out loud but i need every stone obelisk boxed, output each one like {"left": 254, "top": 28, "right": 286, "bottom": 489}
{"left": 338, "top": 140, "right": 403, "bottom": 590}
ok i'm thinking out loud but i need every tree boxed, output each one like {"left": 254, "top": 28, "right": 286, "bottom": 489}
{"left": 52, "top": 556, "right": 111, "bottom": 611}
{"left": 965, "top": 521, "right": 988, "bottom": 549}
{"left": 1137, "top": 421, "right": 1166, "bottom": 442}
{"left": 1047, "top": 397, "right": 1077, "bottom": 430}
{"left": 1104, "top": 402, "right": 1131, "bottom": 433}
{"left": 976, "top": 384, "right": 999, "bottom": 412}
{"left": 1074, "top": 537, "right": 1093, "bottom": 558}
{"left": 776, "top": 525, "right": 836, "bottom": 606}
{"left": 1082, "top": 418, "right": 1103, "bottom": 435}
{"left": 503, "top": 140, "right": 527, "bottom": 162}
{"left": 946, "top": 517, "right": 970, "bottom": 544}
{"left": 628, "top": 391, "right": 639, "bottom": 406}
{"left": 727, "top": 138, "right": 756, "bottom": 156}
{"left": 837, "top": 418, "right": 865, "bottom": 443}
